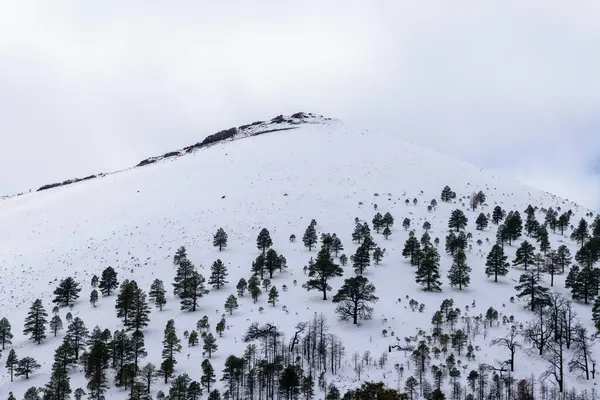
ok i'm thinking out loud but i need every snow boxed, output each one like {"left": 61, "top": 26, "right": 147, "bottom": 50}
{"left": 0, "top": 115, "right": 595, "bottom": 398}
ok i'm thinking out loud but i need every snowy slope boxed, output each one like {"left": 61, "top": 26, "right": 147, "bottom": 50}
{"left": 0, "top": 115, "right": 595, "bottom": 398}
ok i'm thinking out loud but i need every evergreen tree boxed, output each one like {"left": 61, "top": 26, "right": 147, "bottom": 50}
{"left": 545, "top": 208, "right": 558, "bottom": 232}
{"left": 339, "top": 253, "right": 348, "bottom": 266}
{"left": 224, "top": 295, "right": 238, "bottom": 315}
{"left": 201, "top": 359, "right": 216, "bottom": 393}
{"left": 139, "top": 362, "right": 157, "bottom": 394}
{"left": 116, "top": 279, "right": 138, "bottom": 327}
{"left": 514, "top": 270, "right": 550, "bottom": 312}
{"left": 208, "top": 259, "right": 228, "bottom": 289}
{"left": 420, "top": 232, "right": 431, "bottom": 248}
{"left": 248, "top": 276, "right": 261, "bottom": 303}
{"left": 149, "top": 279, "right": 167, "bottom": 311}
{"left": 49, "top": 315, "right": 63, "bottom": 337}
{"left": 173, "top": 246, "right": 188, "bottom": 266}
{"left": 570, "top": 266, "right": 600, "bottom": 304}
{"left": 213, "top": 228, "right": 228, "bottom": 251}
{"left": 23, "top": 299, "right": 48, "bottom": 344}
{"left": 256, "top": 228, "right": 273, "bottom": 254}
{"left": 23, "top": 387, "right": 42, "bottom": 400}
{"left": 476, "top": 213, "right": 488, "bottom": 230}
{"left": 571, "top": 218, "right": 590, "bottom": 248}
{"left": 513, "top": 241, "right": 536, "bottom": 270}
{"left": 202, "top": 333, "right": 217, "bottom": 358}
{"left": 0, "top": 317, "right": 13, "bottom": 349}
{"left": 268, "top": 286, "right": 279, "bottom": 306}
{"left": 496, "top": 224, "right": 508, "bottom": 248}
{"left": 441, "top": 185, "right": 456, "bottom": 202}
{"left": 382, "top": 226, "right": 392, "bottom": 240}
{"left": 89, "top": 289, "right": 98, "bottom": 307}
{"left": 373, "top": 247, "right": 385, "bottom": 265}
{"left": 126, "top": 286, "right": 151, "bottom": 332}
{"left": 161, "top": 320, "right": 181, "bottom": 383}
{"left": 130, "top": 329, "right": 147, "bottom": 373}
{"left": 382, "top": 212, "right": 394, "bottom": 229}
{"left": 303, "top": 224, "right": 318, "bottom": 251}
{"left": 216, "top": 318, "right": 226, "bottom": 337}
{"left": 236, "top": 278, "right": 247, "bottom": 296}
{"left": 448, "top": 209, "right": 468, "bottom": 232}
{"left": 332, "top": 276, "right": 379, "bottom": 324}
{"left": 556, "top": 245, "right": 572, "bottom": 273}
{"left": 403, "top": 236, "right": 421, "bottom": 266}
{"left": 16, "top": 356, "right": 41, "bottom": 380}
{"left": 402, "top": 218, "right": 411, "bottom": 230}
{"left": 91, "top": 274, "right": 99, "bottom": 288}
{"left": 264, "top": 249, "right": 280, "bottom": 279}
{"left": 592, "top": 296, "right": 600, "bottom": 332}
{"left": 485, "top": 244, "right": 509, "bottom": 282}
{"left": 331, "top": 234, "right": 344, "bottom": 257}
{"left": 351, "top": 241, "right": 371, "bottom": 274}
{"left": 447, "top": 249, "right": 471, "bottom": 290}
{"left": 302, "top": 247, "right": 344, "bottom": 300}
{"left": 557, "top": 212, "right": 570, "bottom": 235}
{"left": 5, "top": 349, "right": 18, "bottom": 381}
{"left": 445, "top": 231, "right": 467, "bottom": 256}
{"left": 98, "top": 266, "right": 119, "bottom": 296}
{"left": 181, "top": 271, "right": 209, "bottom": 312}
{"left": 416, "top": 246, "right": 442, "bottom": 291}
{"left": 169, "top": 373, "right": 192, "bottom": 399}
{"left": 251, "top": 254, "right": 266, "bottom": 279}
{"left": 53, "top": 277, "right": 82, "bottom": 307}
{"left": 536, "top": 224, "right": 550, "bottom": 255}
{"left": 372, "top": 213, "right": 384, "bottom": 233}
{"left": 504, "top": 211, "right": 523, "bottom": 244}
{"left": 66, "top": 317, "right": 89, "bottom": 361}
{"left": 492, "top": 206, "right": 504, "bottom": 224}
{"left": 188, "top": 381, "right": 202, "bottom": 400}
{"left": 172, "top": 258, "right": 195, "bottom": 298}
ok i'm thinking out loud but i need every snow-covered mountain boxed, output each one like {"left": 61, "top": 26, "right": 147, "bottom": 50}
{"left": 0, "top": 113, "right": 596, "bottom": 399}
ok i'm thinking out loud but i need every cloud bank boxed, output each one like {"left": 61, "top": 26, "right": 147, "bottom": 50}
{"left": 1, "top": 1, "right": 599, "bottom": 208}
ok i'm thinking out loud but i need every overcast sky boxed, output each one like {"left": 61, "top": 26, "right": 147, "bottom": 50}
{"left": 1, "top": 1, "right": 600, "bottom": 209}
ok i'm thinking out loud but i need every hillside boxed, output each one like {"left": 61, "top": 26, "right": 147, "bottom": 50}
{"left": 0, "top": 114, "right": 597, "bottom": 399}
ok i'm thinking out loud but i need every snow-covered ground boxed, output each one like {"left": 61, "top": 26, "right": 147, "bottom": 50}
{"left": 0, "top": 115, "right": 595, "bottom": 398}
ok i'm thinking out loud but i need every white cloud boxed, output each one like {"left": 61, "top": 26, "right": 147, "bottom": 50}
{"left": 1, "top": 1, "right": 599, "bottom": 209}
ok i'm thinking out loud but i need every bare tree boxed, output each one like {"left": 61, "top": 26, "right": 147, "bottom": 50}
{"left": 523, "top": 305, "right": 553, "bottom": 356}
{"left": 491, "top": 325, "right": 521, "bottom": 372}
{"left": 568, "top": 325, "right": 596, "bottom": 380}
{"left": 541, "top": 314, "right": 565, "bottom": 393}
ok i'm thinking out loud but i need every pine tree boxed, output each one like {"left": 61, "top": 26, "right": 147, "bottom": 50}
{"left": 181, "top": 271, "right": 209, "bottom": 312}
{"left": 372, "top": 213, "right": 384, "bottom": 233}
{"left": 169, "top": 373, "right": 192, "bottom": 399}
{"left": 492, "top": 206, "right": 504, "bottom": 224}
{"left": 303, "top": 224, "right": 318, "bottom": 251}
{"left": 15, "top": 356, "right": 41, "bottom": 380}
{"left": 188, "top": 381, "right": 202, "bottom": 400}
{"left": 476, "top": 213, "right": 488, "bottom": 230}
{"left": 252, "top": 254, "right": 266, "bottom": 279}
{"left": 91, "top": 275, "right": 99, "bottom": 288}
{"left": 248, "top": 276, "right": 261, "bottom": 303}
{"left": 339, "top": 253, "right": 348, "bottom": 266}
{"left": 485, "top": 244, "right": 509, "bottom": 282}
{"left": 256, "top": 228, "right": 273, "bottom": 254}
{"left": 0, "top": 317, "right": 13, "bottom": 349}
{"left": 98, "top": 266, "right": 119, "bottom": 296}
{"left": 173, "top": 246, "right": 187, "bottom": 266}
{"left": 201, "top": 359, "right": 216, "bottom": 393}
{"left": 331, "top": 234, "right": 344, "bottom": 257}
{"left": 173, "top": 258, "right": 196, "bottom": 298}
{"left": 202, "top": 333, "right": 217, "bottom": 358}
{"left": 503, "top": 211, "right": 523, "bottom": 244}
{"left": 382, "top": 226, "right": 392, "bottom": 239}
{"left": 23, "top": 387, "right": 42, "bottom": 400}
{"left": 513, "top": 241, "right": 536, "bottom": 270}
{"left": 268, "top": 286, "right": 279, "bottom": 306}
{"left": 571, "top": 218, "right": 590, "bottom": 248}
{"left": 302, "top": 247, "right": 344, "bottom": 300}
{"left": 448, "top": 209, "right": 468, "bottom": 232}
{"left": 593, "top": 296, "right": 600, "bottom": 332}
{"left": 570, "top": 266, "right": 600, "bottom": 304}
{"left": 224, "top": 295, "right": 238, "bottom": 315}
{"left": 402, "top": 218, "right": 411, "bottom": 230}
{"left": 213, "top": 228, "right": 228, "bottom": 251}
{"left": 556, "top": 245, "right": 572, "bottom": 273}
{"left": 416, "top": 246, "right": 442, "bottom": 291}
{"left": 382, "top": 212, "right": 394, "bottom": 229}
{"left": 236, "top": 278, "right": 247, "bottom": 296}
{"left": 208, "top": 259, "right": 228, "bottom": 289}
{"left": 403, "top": 236, "right": 421, "bottom": 266}
{"left": 447, "top": 249, "right": 471, "bottom": 290}
{"left": 116, "top": 279, "right": 138, "bottom": 326}
{"left": 130, "top": 329, "right": 147, "bottom": 373}
{"left": 332, "top": 276, "right": 379, "bottom": 324}
{"left": 89, "top": 289, "right": 98, "bottom": 307}
{"left": 441, "top": 185, "right": 455, "bottom": 202}
{"left": 149, "top": 279, "right": 167, "bottom": 311}
{"left": 66, "top": 317, "right": 88, "bottom": 360}
{"left": 23, "top": 299, "right": 48, "bottom": 344}
{"left": 49, "top": 315, "right": 63, "bottom": 337}
{"left": 126, "top": 286, "right": 151, "bottom": 332}
{"left": 514, "top": 270, "right": 550, "bottom": 312}
{"left": 161, "top": 319, "right": 181, "bottom": 382}
{"left": 53, "top": 276, "right": 82, "bottom": 307}
{"left": 373, "top": 247, "right": 385, "bottom": 265}
{"left": 536, "top": 224, "right": 550, "bottom": 255}
{"left": 216, "top": 318, "right": 226, "bottom": 337}
{"left": 351, "top": 241, "right": 371, "bottom": 274}
{"left": 557, "top": 212, "right": 570, "bottom": 235}
{"left": 265, "top": 249, "right": 281, "bottom": 279}
{"left": 5, "top": 349, "right": 18, "bottom": 381}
